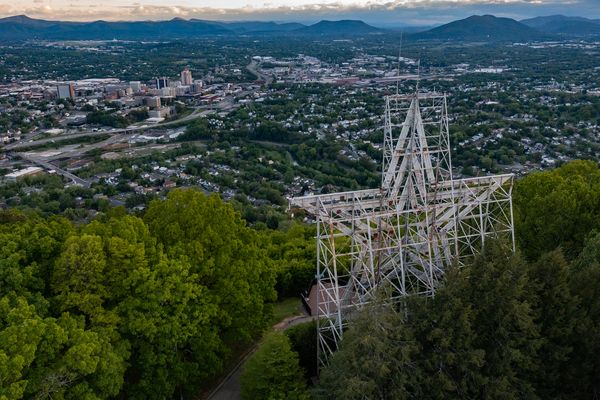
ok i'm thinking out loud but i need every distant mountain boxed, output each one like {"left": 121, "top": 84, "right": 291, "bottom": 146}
{"left": 0, "top": 16, "right": 313, "bottom": 40}
{"left": 297, "top": 20, "right": 383, "bottom": 35}
{"left": 521, "top": 15, "right": 600, "bottom": 36}
{"left": 0, "top": 16, "right": 233, "bottom": 41}
{"left": 0, "top": 14, "right": 59, "bottom": 28}
{"left": 414, "top": 15, "right": 545, "bottom": 42}
{"left": 218, "top": 21, "right": 306, "bottom": 33}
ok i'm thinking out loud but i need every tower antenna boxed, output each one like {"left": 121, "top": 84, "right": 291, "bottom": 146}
{"left": 396, "top": 31, "right": 403, "bottom": 95}
{"left": 416, "top": 59, "right": 421, "bottom": 92}
{"left": 291, "top": 90, "right": 515, "bottom": 369}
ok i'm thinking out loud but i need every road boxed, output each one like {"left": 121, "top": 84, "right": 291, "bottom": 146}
{"left": 1, "top": 95, "right": 245, "bottom": 186}
{"left": 16, "top": 152, "right": 91, "bottom": 188}
{"left": 38, "top": 133, "right": 126, "bottom": 161}
{"left": 3, "top": 99, "right": 236, "bottom": 151}
{"left": 246, "top": 61, "right": 273, "bottom": 85}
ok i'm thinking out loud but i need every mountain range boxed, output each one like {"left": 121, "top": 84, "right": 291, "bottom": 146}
{"left": 520, "top": 15, "right": 600, "bottom": 36}
{"left": 295, "top": 20, "right": 382, "bottom": 35}
{"left": 413, "top": 15, "right": 545, "bottom": 41}
{"left": 0, "top": 14, "right": 598, "bottom": 42}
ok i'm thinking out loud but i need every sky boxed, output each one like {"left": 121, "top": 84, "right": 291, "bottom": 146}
{"left": 0, "top": 0, "right": 599, "bottom": 26}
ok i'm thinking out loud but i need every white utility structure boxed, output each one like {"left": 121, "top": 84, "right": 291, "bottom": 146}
{"left": 289, "top": 91, "right": 515, "bottom": 366}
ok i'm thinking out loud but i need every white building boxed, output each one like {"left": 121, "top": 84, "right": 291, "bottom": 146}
{"left": 181, "top": 68, "right": 193, "bottom": 85}
{"left": 4, "top": 167, "right": 44, "bottom": 181}
{"left": 130, "top": 81, "right": 142, "bottom": 92}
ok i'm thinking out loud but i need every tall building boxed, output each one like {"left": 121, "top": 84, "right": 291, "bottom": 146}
{"left": 130, "top": 81, "right": 142, "bottom": 92}
{"left": 180, "top": 68, "right": 193, "bottom": 86}
{"left": 156, "top": 77, "right": 170, "bottom": 89}
{"left": 190, "top": 82, "right": 203, "bottom": 94}
{"left": 145, "top": 96, "right": 161, "bottom": 109}
{"left": 56, "top": 84, "right": 75, "bottom": 99}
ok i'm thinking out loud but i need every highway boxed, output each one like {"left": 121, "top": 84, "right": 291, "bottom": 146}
{"left": 246, "top": 61, "right": 273, "bottom": 85}
{"left": 15, "top": 152, "right": 91, "bottom": 188}
{"left": 3, "top": 88, "right": 283, "bottom": 189}
{"left": 3, "top": 98, "right": 235, "bottom": 151}
{"left": 1, "top": 95, "right": 242, "bottom": 186}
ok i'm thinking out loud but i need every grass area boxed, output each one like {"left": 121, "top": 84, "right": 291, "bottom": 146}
{"left": 269, "top": 297, "right": 302, "bottom": 326}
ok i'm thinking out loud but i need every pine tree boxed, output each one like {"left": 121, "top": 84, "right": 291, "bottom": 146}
{"left": 317, "top": 300, "right": 422, "bottom": 400}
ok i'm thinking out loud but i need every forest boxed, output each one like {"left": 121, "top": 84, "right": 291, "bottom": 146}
{"left": 0, "top": 188, "right": 314, "bottom": 399}
{"left": 2, "top": 160, "right": 600, "bottom": 399}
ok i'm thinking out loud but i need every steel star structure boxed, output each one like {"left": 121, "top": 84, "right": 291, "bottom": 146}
{"left": 289, "top": 91, "right": 515, "bottom": 366}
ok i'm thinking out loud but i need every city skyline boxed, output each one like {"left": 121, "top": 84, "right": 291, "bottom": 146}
{"left": 0, "top": 0, "right": 599, "bottom": 26}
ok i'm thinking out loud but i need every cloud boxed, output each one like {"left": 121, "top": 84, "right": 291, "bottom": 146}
{"left": 0, "top": 0, "right": 597, "bottom": 24}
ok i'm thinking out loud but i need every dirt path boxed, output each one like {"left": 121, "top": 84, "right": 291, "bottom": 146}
{"left": 207, "top": 315, "right": 315, "bottom": 400}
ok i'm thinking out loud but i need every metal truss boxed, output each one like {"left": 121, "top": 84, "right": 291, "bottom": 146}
{"left": 289, "top": 91, "right": 515, "bottom": 366}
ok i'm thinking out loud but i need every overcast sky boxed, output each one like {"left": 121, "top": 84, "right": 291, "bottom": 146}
{"left": 0, "top": 0, "right": 599, "bottom": 26}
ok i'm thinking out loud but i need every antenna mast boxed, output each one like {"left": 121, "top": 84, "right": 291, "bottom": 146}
{"left": 396, "top": 31, "right": 403, "bottom": 95}
{"left": 416, "top": 59, "right": 421, "bottom": 92}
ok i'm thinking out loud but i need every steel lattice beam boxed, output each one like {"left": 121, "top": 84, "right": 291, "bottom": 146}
{"left": 289, "top": 92, "right": 515, "bottom": 367}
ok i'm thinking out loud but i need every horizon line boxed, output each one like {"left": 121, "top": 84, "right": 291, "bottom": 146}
{"left": 0, "top": 12, "right": 589, "bottom": 26}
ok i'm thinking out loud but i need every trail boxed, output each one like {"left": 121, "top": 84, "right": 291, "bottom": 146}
{"left": 207, "top": 315, "right": 315, "bottom": 400}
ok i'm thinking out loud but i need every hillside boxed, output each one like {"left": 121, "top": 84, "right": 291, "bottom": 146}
{"left": 521, "top": 15, "right": 600, "bottom": 36}
{"left": 219, "top": 21, "right": 306, "bottom": 33}
{"left": 0, "top": 15, "right": 384, "bottom": 40}
{"left": 414, "top": 14, "right": 545, "bottom": 42}
{"left": 0, "top": 16, "right": 234, "bottom": 40}
{"left": 296, "top": 20, "right": 382, "bottom": 35}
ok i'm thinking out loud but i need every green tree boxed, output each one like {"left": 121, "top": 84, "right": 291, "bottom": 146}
{"left": 241, "top": 332, "right": 309, "bottom": 400}
{"left": 0, "top": 297, "right": 45, "bottom": 400}
{"left": 286, "top": 320, "right": 318, "bottom": 380}
{"left": 317, "top": 241, "right": 541, "bottom": 400}
{"left": 51, "top": 234, "right": 109, "bottom": 323}
{"left": 452, "top": 242, "right": 540, "bottom": 399}
{"left": 317, "top": 300, "right": 421, "bottom": 400}
{"left": 265, "top": 223, "right": 316, "bottom": 298}
{"left": 566, "top": 232, "right": 600, "bottom": 399}
{"left": 118, "top": 257, "right": 221, "bottom": 399}
{"left": 24, "top": 312, "right": 127, "bottom": 400}
{"left": 415, "top": 270, "right": 486, "bottom": 399}
{"left": 514, "top": 160, "right": 600, "bottom": 260}
{"left": 527, "top": 250, "right": 579, "bottom": 399}
{"left": 0, "top": 296, "right": 127, "bottom": 400}
{"left": 144, "top": 189, "right": 276, "bottom": 343}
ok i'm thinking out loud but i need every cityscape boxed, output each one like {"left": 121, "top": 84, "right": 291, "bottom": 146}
{"left": 1, "top": 36, "right": 599, "bottom": 221}
{"left": 0, "top": 4, "right": 600, "bottom": 400}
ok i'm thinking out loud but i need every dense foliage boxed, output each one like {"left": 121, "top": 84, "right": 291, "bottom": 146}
{"left": 0, "top": 189, "right": 282, "bottom": 399}
{"left": 86, "top": 111, "right": 130, "bottom": 128}
{"left": 314, "top": 160, "right": 600, "bottom": 399}
{"left": 514, "top": 159, "right": 600, "bottom": 260}
{"left": 240, "top": 332, "right": 310, "bottom": 400}
{"left": 3, "top": 161, "right": 600, "bottom": 399}
{"left": 317, "top": 238, "right": 600, "bottom": 399}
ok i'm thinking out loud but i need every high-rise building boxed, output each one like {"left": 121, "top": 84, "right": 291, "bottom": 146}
{"left": 130, "top": 81, "right": 142, "bottom": 92}
{"left": 56, "top": 84, "right": 75, "bottom": 99}
{"left": 145, "top": 96, "right": 161, "bottom": 109}
{"left": 190, "top": 82, "right": 203, "bottom": 94}
{"left": 156, "top": 77, "right": 170, "bottom": 89}
{"left": 180, "top": 68, "right": 193, "bottom": 86}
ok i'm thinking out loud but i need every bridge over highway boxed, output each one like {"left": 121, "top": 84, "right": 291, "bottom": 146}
{"left": 14, "top": 152, "right": 91, "bottom": 188}
{"left": 1, "top": 97, "right": 241, "bottom": 186}
{"left": 3, "top": 99, "right": 236, "bottom": 151}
